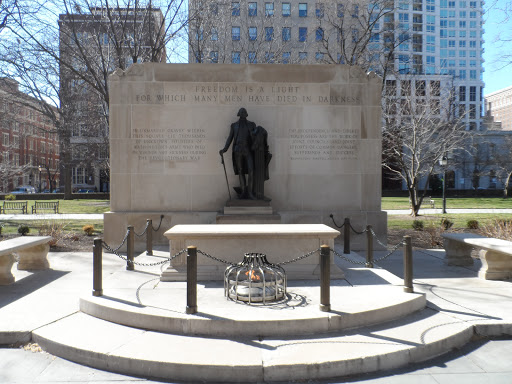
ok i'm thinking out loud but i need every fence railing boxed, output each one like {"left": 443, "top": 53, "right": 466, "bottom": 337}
{"left": 92, "top": 220, "right": 414, "bottom": 313}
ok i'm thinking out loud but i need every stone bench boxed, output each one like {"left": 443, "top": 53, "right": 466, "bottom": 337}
{"left": 442, "top": 232, "right": 512, "bottom": 280}
{"left": 2, "top": 201, "right": 28, "bottom": 214}
{"left": 32, "top": 201, "right": 59, "bottom": 214}
{"left": 0, "top": 236, "right": 52, "bottom": 285}
{"left": 161, "top": 224, "right": 342, "bottom": 281}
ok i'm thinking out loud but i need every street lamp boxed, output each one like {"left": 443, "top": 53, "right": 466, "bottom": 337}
{"left": 38, "top": 165, "right": 43, "bottom": 193}
{"left": 439, "top": 156, "right": 448, "bottom": 214}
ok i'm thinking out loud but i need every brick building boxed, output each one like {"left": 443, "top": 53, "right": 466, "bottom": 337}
{"left": 0, "top": 78, "right": 60, "bottom": 193}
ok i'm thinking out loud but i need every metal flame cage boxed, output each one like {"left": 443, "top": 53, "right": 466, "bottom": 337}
{"left": 224, "top": 253, "right": 286, "bottom": 304}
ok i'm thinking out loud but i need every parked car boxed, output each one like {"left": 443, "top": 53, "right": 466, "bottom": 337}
{"left": 11, "top": 186, "right": 36, "bottom": 194}
{"left": 42, "top": 189, "right": 51, "bottom": 193}
{"left": 77, "top": 188, "right": 95, "bottom": 193}
{"left": 52, "top": 187, "right": 64, "bottom": 193}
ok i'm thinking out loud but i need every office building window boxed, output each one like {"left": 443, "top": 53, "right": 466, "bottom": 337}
{"left": 210, "top": 51, "right": 218, "bottom": 63}
{"left": 265, "top": 51, "right": 275, "bottom": 63}
{"left": 232, "top": 2, "right": 240, "bottom": 16}
{"left": 459, "top": 69, "right": 466, "bottom": 79}
{"left": 210, "top": 3, "right": 218, "bottom": 15}
{"left": 232, "top": 51, "right": 241, "bottom": 64}
{"left": 298, "top": 52, "right": 307, "bottom": 62}
{"left": 431, "top": 81, "right": 441, "bottom": 96}
{"left": 337, "top": 3, "right": 344, "bottom": 17}
{"left": 299, "top": 3, "right": 307, "bottom": 17}
{"left": 316, "top": 3, "right": 324, "bottom": 18}
{"left": 282, "top": 2, "right": 290, "bottom": 16}
{"left": 265, "top": 2, "right": 274, "bottom": 16}
{"left": 265, "top": 27, "right": 273, "bottom": 41}
{"left": 211, "top": 27, "right": 218, "bottom": 41}
{"left": 282, "top": 52, "right": 291, "bottom": 64}
{"left": 316, "top": 28, "right": 324, "bottom": 41}
{"left": 232, "top": 26, "right": 240, "bottom": 40}
{"left": 282, "top": 27, "right": 291, "bottom": 41}
{"left": 248, "top": 51, "right": 257, "bottom": 63}
{"left": 249, "top": 27, "right": 257, "bottom": 40}
{"left": 459, "top": 86, "right": 466, "bottom": 101}
{"left": 315, "top": 52, "right": 324, "bottom": 61}
{"left": 470, "top": 86, "right": 476, "bottom": 101}
{"left": 249, "top": 2, "right": 257, "bottom": 16}
{"left": 299, "top": 27, "right": 307, "bottom": 42}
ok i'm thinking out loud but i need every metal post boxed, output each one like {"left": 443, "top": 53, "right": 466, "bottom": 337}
{"left": 146, "top": 219, "right": 153, "bottom": 256}
{"left": 366, "top": 225, "right": 374, "bottom": 268}
{"left": 127, "top": 225, "right": 134, "bottom": 271}
{"left": 93, "top": 238, "right": 103, "bottom": 297}
{"left": 186, "top": 246, "right": 198, "bottom": 314}
{"left": 319, "top": 244, "right": 331, "bottom": 312}
{"left": 403, "top": 236, "right": 413, "bottom": 293}
{"left": 343, "top": 217, "right": 350, "bottom": 254}
{"left": 442, "top": 169, "right": 447, "bottom": 214}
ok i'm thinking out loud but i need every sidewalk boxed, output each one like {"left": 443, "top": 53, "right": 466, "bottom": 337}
{"left": 0, "top": 246, "right": 511, "bottom": 383}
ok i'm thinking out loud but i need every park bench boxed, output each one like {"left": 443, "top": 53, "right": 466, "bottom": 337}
{"left": 32, "top": 201, "right": 59, "bottom": 214}
{"left": 0, "top": 236, "right": 52, "bottom": 285}
{"left": 442, "top": 232, "right": 512, "bottom": 280}
{"left": 2, "top": 201, "right": 28, "bottom": 214}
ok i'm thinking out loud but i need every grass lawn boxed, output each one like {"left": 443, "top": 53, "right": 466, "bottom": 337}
{"left": 387, "top": 213, "right": 512, "bottom": 230}
{"left": 382, "top": 197, "right": 512, "bottom": 210}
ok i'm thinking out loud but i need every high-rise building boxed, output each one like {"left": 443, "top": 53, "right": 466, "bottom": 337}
{"left": 58, "top": 7, "right": 166, "bottom": 192}
{"left": 189, "top": 0, "right": 485, "bottom": 132}
{"left": 0, "top": 78, "right": 60, "bottom": 193}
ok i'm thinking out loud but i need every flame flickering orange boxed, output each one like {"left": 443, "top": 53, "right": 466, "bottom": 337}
{"left": 245, "top": 270, "right": 261, "bottom": 281}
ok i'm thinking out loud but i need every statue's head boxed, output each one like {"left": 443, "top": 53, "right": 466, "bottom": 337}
{"left": 237, "top": 108, "right": 248, "bottom": 118}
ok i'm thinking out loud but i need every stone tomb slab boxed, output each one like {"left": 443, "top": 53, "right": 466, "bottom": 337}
{"left": 161, "top": 224, "right": 342, "bottom": 281}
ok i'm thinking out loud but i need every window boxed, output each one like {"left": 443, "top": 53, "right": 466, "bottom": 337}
{"left": 352, "top": 4, "right": 359, "bottom": 17}
{"left": 211, "top": 27, "right": 218, "bottom": 41}
{"left": 249, "top": 2, "right": 257, "bottom": 16}
{"left": 401, "top": 80, "right": 411, "bottom": 96}
{"left": 298, "top": 52, "right": 307, "bottom": 62}
{"left": 232, "top": 51, "right": 241, "bottom": 64}
{"left": 232, "top": 2, "right": 240, "bottom": 16}
{"left": 399, "top": 55, "right": 410, "bottom": 74}
{"left": 299, "top": 3, "right": 307, "bottom": 17}
{"left": 427, "top": 0, "right": 435, "bottom": 12}
{"left": 282, "top": 27, "right": 291, "bottom": 41}
{"left": 459, "top": 69, "right": 466, "bottom": 79}
{"left": 264, "top": 51, "right": 275, "bottom": 63}
{"left": 460, "top": 59, "right": 466, "bottom": 66}
{"left": 470, "top": 1, "right": 477, "bottom": 7}
{"left": 337, "top": 3, "right": 344, "bottom": 17}
{"left": 265, "top": 2, "right": 274, "bottom": 16}
{"left": 249, "top": 27, "right": 257, "bottom": 41}
{"left": 470, "top": 86, "right": 476, "bottom": 101}
{"left": 416, "top": 81, "right": 426, "bottom": 96}
{"left": 265, "top": 27, "right": 273, "bottom": 41}
{"left": 248, "top": 51, "right": 257, "bottom": 63}
{"left": 385, "top": 80, "right": 397, "bottom": 96}
{"left": 282, "top": 2, "right": 290, "bottom": 16}
{"left": 431, "top": 81, "right": 441, "bottom": 96}
{"left": 299, "top": 27, "right": 307, "bottom": 42}
{"left": 316, "top": 3, "right": 324, "bottom": 18}
{"left": 469, "top": 104, "right": 476, "bottom": 119}
{"left": 469, "top": 40, "right": 476, "bottom": 48}
{"left": 470, "top": 69, "right": 477, "bottom": 79}
{"left": 459, "top": 50, "right": 466, "bottom": 57}
{"left": 449, "top": 40, "right": 455, "bottom": 47}
{"left": 315, "top": 52, "right": 324, "bottom": 61}
{"left": 210, "top": 51, "right": 218, "bottom": 63}
{"left": 210, "top": 3, "right": 218, "bottom": 15}
{"left": 459, "top": 86, "right": 466, "bottom": 101}
{"left": 73, "top": 167, "right": 86, "bottom": 185}
{"left": 232, "top": 26, "right": 240, "bottom": 41}
{"left": 282, "top": 52, "right": 291, "bottom": 64}
{"left": 2, "top": 133, "right": 8, "bottom": 146}
{"left": 426, "top": 56, "right": 435, "bottom": 65}
{"left": 195, "top": 29, "right": 204, "bottom": 41}
{"left": 2, "top": 152, "right": 8, "bottom": 164}
{"left": 460, "top": 11, "right": 466, "bottom": 18}
{"left": 316, "top": 28, "right": 324, "bottom": 41}
{"left": 352, "top": 28, "right": 358, "bottom": 43}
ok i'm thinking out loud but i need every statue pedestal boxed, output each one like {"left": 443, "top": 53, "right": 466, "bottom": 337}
{"left": 217, "top": 199, "right": 281, "bottom": 224}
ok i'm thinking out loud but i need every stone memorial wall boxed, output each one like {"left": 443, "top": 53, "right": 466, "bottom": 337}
{"left": 105, "top": 63, "right": 386, "bottom": 249}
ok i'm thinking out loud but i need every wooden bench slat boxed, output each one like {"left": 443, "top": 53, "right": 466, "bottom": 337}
{"left": 32, "top": 201, "right": 59, "bottom": 214}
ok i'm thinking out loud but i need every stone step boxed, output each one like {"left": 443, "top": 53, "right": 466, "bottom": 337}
{"left": 79, "top": 281, "right": 426, "bottom": 337}
{"left": 32, "top": 308, "right": 476, "bottom": 382}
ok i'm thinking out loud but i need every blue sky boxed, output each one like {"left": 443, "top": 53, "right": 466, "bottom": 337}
{"left": 482, "top": 0, "right": 512, "bottom": 95}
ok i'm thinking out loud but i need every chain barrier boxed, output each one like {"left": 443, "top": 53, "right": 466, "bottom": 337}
{"left": 329, "top": 214, "right": 345, "bottom": 229}
{"left": 152, "top": 215, "right": 164, "bottom": 232}
{"left": 196, "top": 249, "right": 236, "bottom": 265}
{"left": 349, "top": 222, "right": 367, "bottom": 235}
{"left": 102, "top": 240, "right": 187, "bottom": 267}
{"left": 372, "top": 240, "right": 406, "bottom": 263}
{"left": 277, "top": 248, "right": 320, "bottom": 266}
{"left": 330, "top": 247, "right": 368, "bottom": 265}
{"left": 134, "top": 221, "right": 150, "bottom": 238}
{"left": 102, "top": 229, "right": 130, "bottom": 253}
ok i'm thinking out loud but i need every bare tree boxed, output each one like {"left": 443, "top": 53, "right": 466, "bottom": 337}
{"left": 0, "top": 0, "right": 20, "bottom": 32}
{"left": 1, "top": 0, "right": 188, "bottom": 197}
{"left": 382, "top": 76, "right": 470, "bottom": 216}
